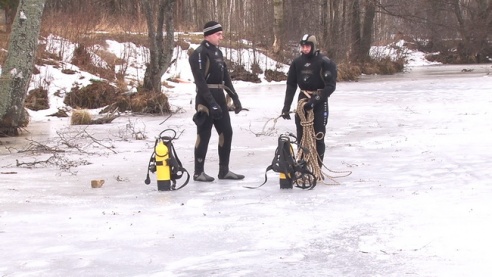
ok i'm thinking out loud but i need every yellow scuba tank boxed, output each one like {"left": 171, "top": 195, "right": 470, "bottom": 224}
{"left": 279, "top": 142, "right": 295, "bottom": 189}
{"left": 145, "top": 129, "right": 190, "bottom": 191}
{"left": 245, "top": 133, "right": 316, "bottom": 190}
{"left": 279, "top": 172, "right": 291, "bottom": 188}
{"left": 155, "top": 139, "right": 172, "bottom": 191}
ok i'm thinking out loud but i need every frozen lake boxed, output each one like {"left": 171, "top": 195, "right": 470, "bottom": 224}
{"left": 1, "top": 63, "right": 492, "bottom": 276}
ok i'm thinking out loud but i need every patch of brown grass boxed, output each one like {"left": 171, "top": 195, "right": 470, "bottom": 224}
{"left": 426, "top": 51, "right": 481, "bottom": 64}
{"left": 115, "top": 91, "right": 171, "bottom": 114}
{"left": 0, "top": 33, "right": 9, "bottom": 65}
{"left": 373, "top": 57, "right": 405, "bottom": 75}
{"left": 337, "top": 63, "right": 362, "bottom": 81}
{"left": 63, "top": 79, "right": 171, "bottom": 114}
{"left": 229, "top": 63, "right": 261, "bottom": 83}
{"left": 72, "top": 44, "right": 116, "bottom": 80}
{"left": 64, "top": 81, "right": 121, "bottom": 109}
{"left": 176, "top": 39, "right": 190, "bottom": 51}
{"left": 94, "top": 48, "right": 122, "bottom": 65}
{"left": 25, "top": 88, "right": 49, "bottom": 111}
{"left": 71, "top": 109, "right": 92, "bottom": 125}
{"left": 35, "top": 58, "right": 61, "bottom": 67}
{"left": 264, "top": 69, "right": 287, "bottom": 82}
{"left": 337, "top": 57, "right": 405, "bottom": 80}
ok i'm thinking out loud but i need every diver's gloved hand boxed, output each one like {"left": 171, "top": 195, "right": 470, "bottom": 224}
{"left": 304, "top": 94, "right": 320, "bottom": 111}
{"left": 232, "top": 97, "right": 242, "bottom": 114}
{"left": 303, "top": 100, "right": 315, "bottom": 111}
{"left": 210, "top": 103, "right": 223, "bottom": 120}
{"left": 281, "top": 107, "right": 291, "bottom": 120}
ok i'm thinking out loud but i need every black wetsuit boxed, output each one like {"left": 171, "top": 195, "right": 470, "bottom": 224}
{"left": 282, "top": 50, "right": 337, "bottom": 164}
{"left": 189, "top": 40, "right": 240, "bottom": 175}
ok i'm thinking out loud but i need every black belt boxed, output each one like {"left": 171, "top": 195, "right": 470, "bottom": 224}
{"left": 207, "top": 84, "right": 225, "bottom": 89}
{"left": 207, "top": 83, "right": 233, "bottom": 94}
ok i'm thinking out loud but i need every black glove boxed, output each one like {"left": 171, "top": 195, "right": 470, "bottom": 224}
{"left": 192, "top": 111, "right": 207, "bottom": 126}
{"left": 232, "top": 97, "right": 242, "bottom": 114}
{"left": 304, "top": 94, "right": 320, "bottom": 111}
{"left": 280, "top": 108, "right": 290, "bottom": 120}
{"left": 304, "top": 101, "right": 314, "bottom": 111}
{"left": 210, "top": 103, "right": 223, "bottom": 120}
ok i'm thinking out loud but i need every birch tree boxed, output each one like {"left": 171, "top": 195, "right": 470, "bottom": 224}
{"left": 0, "top": 0, "right": 45, "bottom": 136}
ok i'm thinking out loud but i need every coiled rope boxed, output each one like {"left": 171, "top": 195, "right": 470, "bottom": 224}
{"left": 296, "top": 99, "right": 352, "bottom": 185}
{"left": 296, "top": 99, "right": 323, "bottom": 181}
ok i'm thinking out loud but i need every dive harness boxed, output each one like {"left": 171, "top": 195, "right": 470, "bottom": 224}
{"left": 144, "top": 129, "right": 190, "bottom": 191}
{"left": 245, "top": 133, "right": 316, "bottom": 190}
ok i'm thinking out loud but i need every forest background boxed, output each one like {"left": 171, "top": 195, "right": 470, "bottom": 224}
{"left": 0, "top": 0, "right": 490, "bottom": 135}
{"left": 0, "top": 0, "right": 488, "bottom": 64}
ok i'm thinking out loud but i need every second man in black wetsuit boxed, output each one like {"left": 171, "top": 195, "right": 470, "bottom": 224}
{"left": 188, "top": 21, "right": 244, "bottom": 182}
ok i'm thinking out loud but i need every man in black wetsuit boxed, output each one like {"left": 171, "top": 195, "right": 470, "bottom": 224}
{"left": 280, "top": 34, "right": 337, "bottom": 167}
{"left": 189, "top": 21, "right": 244, "bottom": 182}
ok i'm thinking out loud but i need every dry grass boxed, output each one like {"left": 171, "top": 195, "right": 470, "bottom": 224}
{"left": 336, "top": 57, "right": 405, "bottom": 81}
{"left": 115, "top": 91, "right": 172, "bottom": 114}
{"left": 0, "top": 32, "right": 8, "bottom": 48}
{"left": 64, "top": 81, "right": 121, "bottom": 109}
{"left": 0, "top": 32, "right": 9, "bottom": 65}
{"left": 71, "top": 109, "right": 92, "bottom": 125}
{"left": 25, "top": 88, "right": 49, "bottom": 111}
{"left": 337, "top": 63, "right": 362, "bottom": 81}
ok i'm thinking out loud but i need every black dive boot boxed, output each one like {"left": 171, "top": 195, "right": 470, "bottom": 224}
{"left": 218, "top": 166, "right": 244, "bottom": 180}
{"left": 194, "top": 172, "right": 215, "bottom": 182}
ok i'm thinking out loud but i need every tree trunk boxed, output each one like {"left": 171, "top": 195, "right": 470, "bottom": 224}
{"left": 359, "top": 0, "right": 376, "bottom": 61}
{"left": 0, "top": 0, "right": 45, "bottom": 136}
{"left": 320, "top": 0, "right": 329, "bottom": 49}
{"left": 475, "top": 0, "right": 492, "bottom": 62}
{"left": 423, "top": 0, "right": 444, "bottom": 52}
{"left": 142, "top": 0, "right": 176, "bottom": 94}
{"left": 272, "top": 0, "right": 284, "bottom": 54}
{"left": 330, "top": 0, "right": 341, "bottom": 61}
{"left": 351, "top": 0, "right": 362, "bottom": 62}
{"left": 3, "top": 1, "right": 19, "bottom": 33}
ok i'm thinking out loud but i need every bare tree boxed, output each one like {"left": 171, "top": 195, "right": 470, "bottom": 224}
{"left": 0, "top": 0, "right": 45, "bottom": 136}
{"left": 351, "top": 0, "right": 362, "bottom": 61}
{"left": 272, "top": 0, "right": 284, "bottom": 54}
{"left": 326, "top": 0, "right": 340, "bottom": 60}
{"left": 359, "top": 0, "right": 376, "bottom": 61}
{"left": 451, "top": 0, "right": 492, "bottom": 62}
{"left": 375, "top": 0, "right": 491, "bottom": 63}
{"left": 142, "top": 0, "right": 176, "bottom": 93}
{"left": 0, "top": 0, "right": 19, "bottom": 32}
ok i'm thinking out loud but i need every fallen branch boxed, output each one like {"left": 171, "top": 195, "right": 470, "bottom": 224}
{"left": 90, "top": 113, "right": 119, "bottom": 124}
